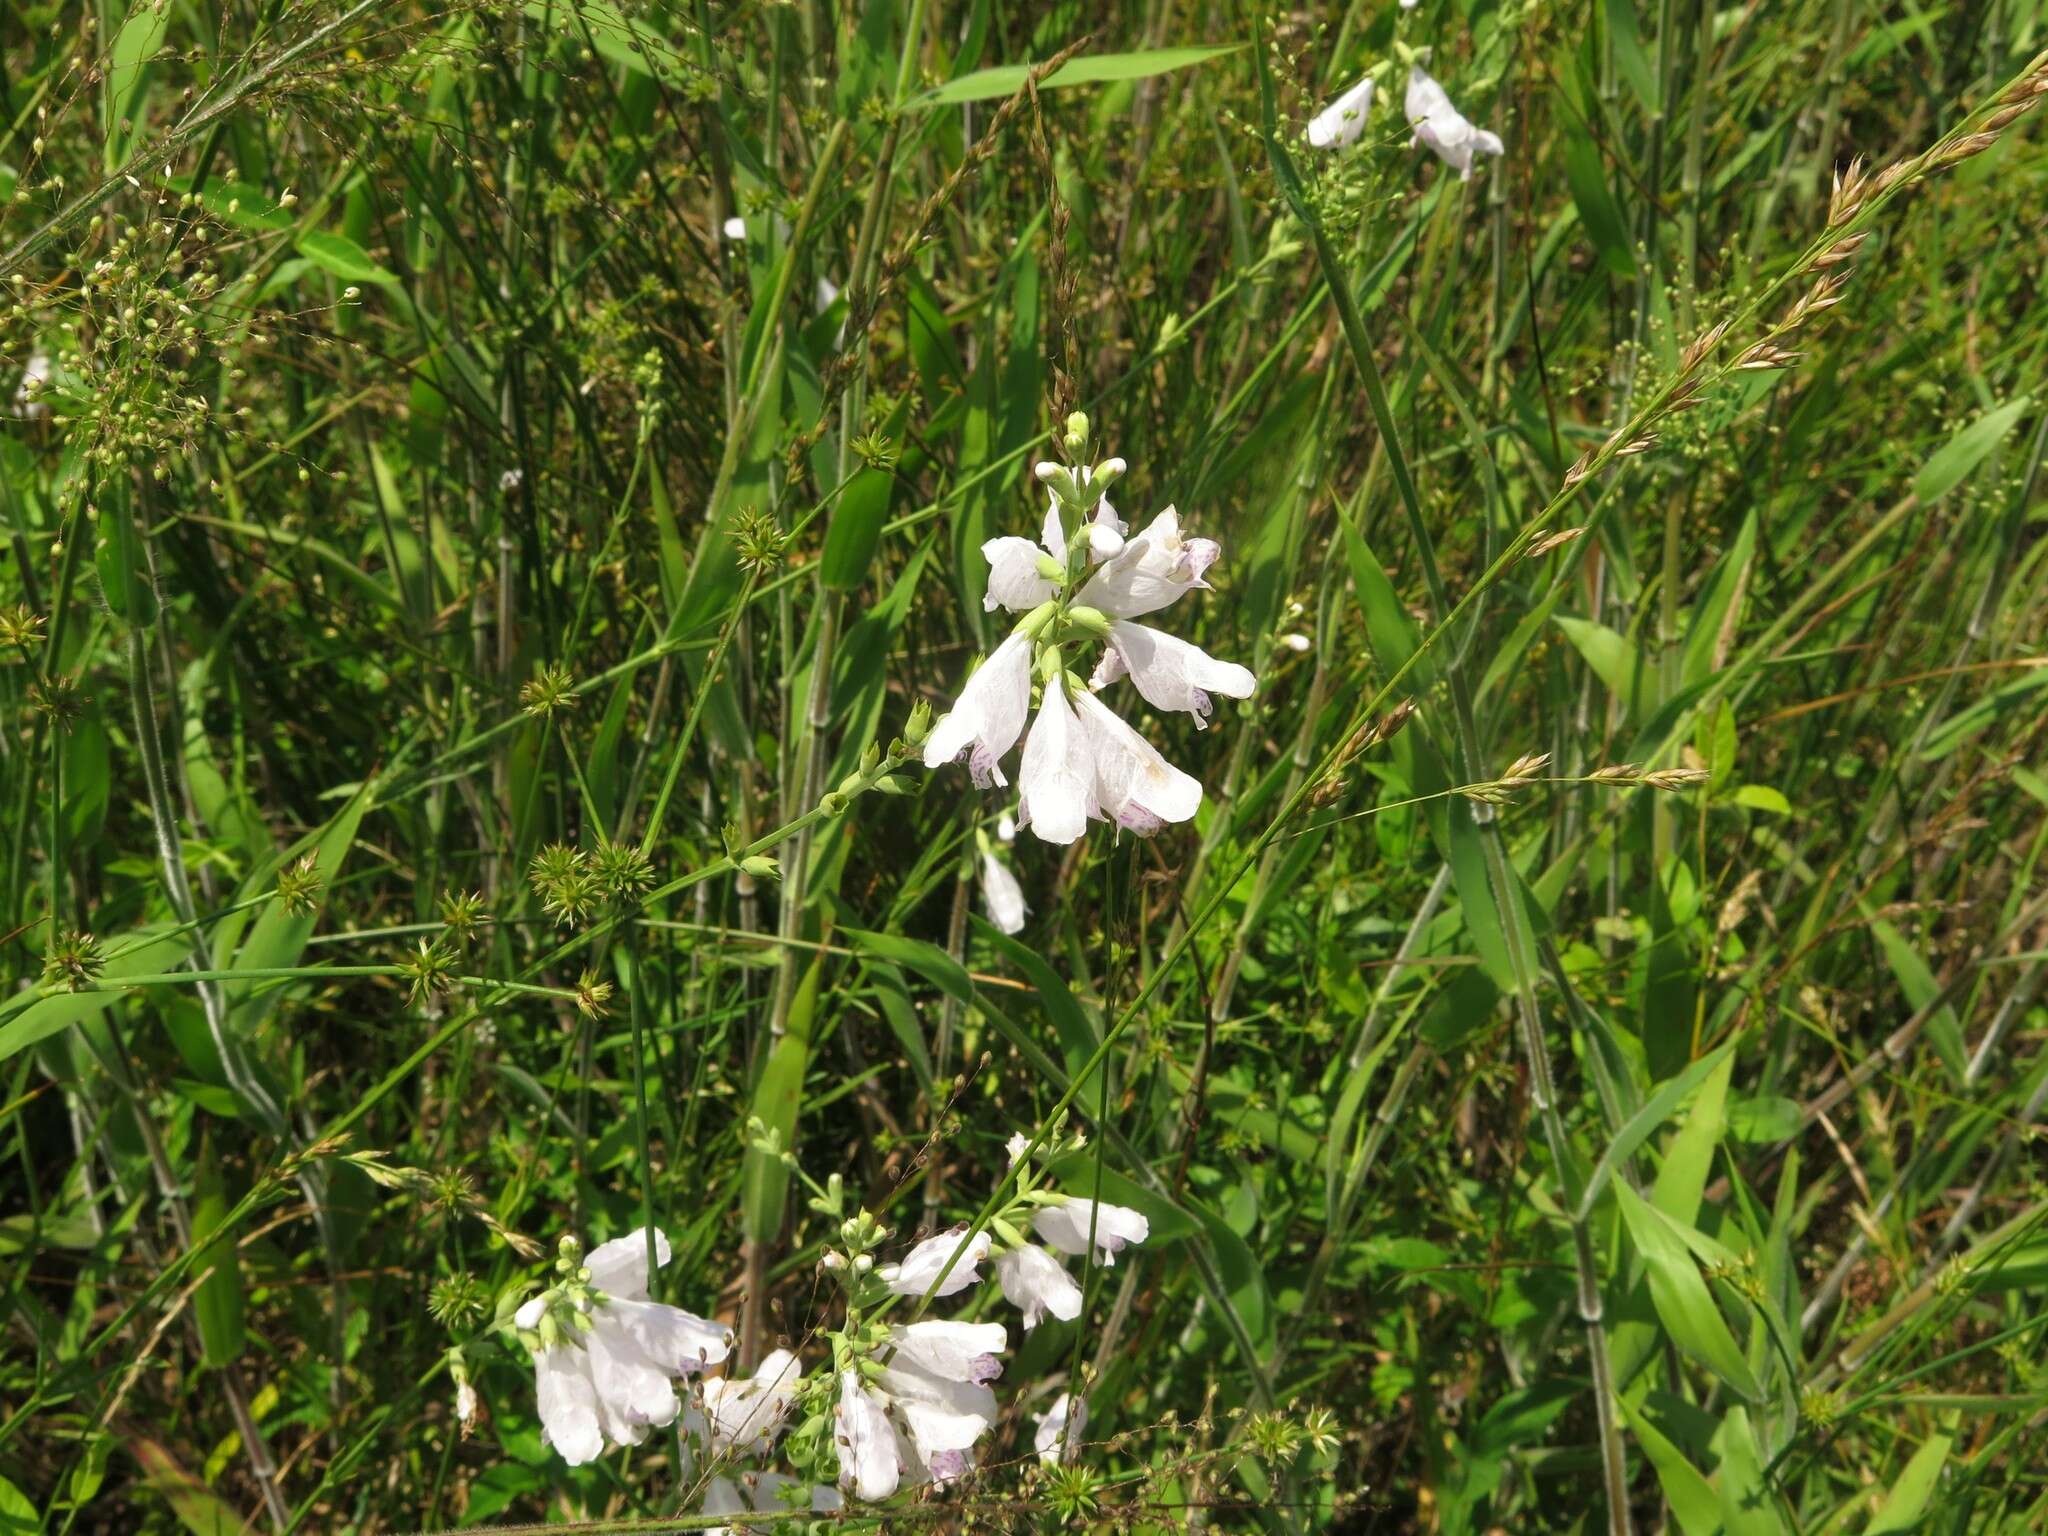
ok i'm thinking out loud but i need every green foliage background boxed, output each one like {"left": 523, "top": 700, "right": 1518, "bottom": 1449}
{"left": 2, "top": 0, "right": 2046, "bottom": 1530}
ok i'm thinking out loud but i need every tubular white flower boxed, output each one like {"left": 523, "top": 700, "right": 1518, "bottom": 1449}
{"left": 1017, "top": 688, "right": 1097, "bottom": 845}
{"left": 1093, "top": 620, "right": 1256, "bottom": 728}
{"left": 1076, "top": 508, "right": 1221, "bottom": 618}
{"left": 1404, "top": 66, "right": 1504, "bottom": 181}
{"left": 698, "top": 1347, "right": 802, "bottom": 1456}
{"left": 1073, "top": 692, "right": 1202, "bottom": 833}
{"left": 531, "top": 1339, "right": 607, "bottom": 1465}
{"left": 517, "top": 1228, "right": 731, "bottom": 1465}
{"left": 884, "top": 1320, "right": 1006, "bottom": 1385}
{"left": 981, "top": 536, "right": 1060, "bottom": 613}
{"left": 980, "top": 851, "right": 1028, "bottom": 934}
{"left": 1034, "top": 1200, "right": 1151, "bottom": 1266}
{"left": 879, "top": 1227, "right": 991, "bottom": 1298}
{"left": 997, "top": 1243, "right": 1084, "bottom": 1330}
{"left": 1035, "top": 1392, "right": 1089, "bottom": 1464}
{"left": 835, "top": 1370, "right": 900, "bottom": 1501}
{"left": 874, "top": 1355, "right": 998, "bottom": 1483}
{"left": 1308, "top": 76, "right": 1376, "bottom": 149}
{"left": 923, "top": 633, "right": 1034, "bottom": 788}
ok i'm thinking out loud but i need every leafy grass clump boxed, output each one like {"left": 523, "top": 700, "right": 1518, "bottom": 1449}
{"left": 3, "top": 1, "right": 2047, "bottom": 1532}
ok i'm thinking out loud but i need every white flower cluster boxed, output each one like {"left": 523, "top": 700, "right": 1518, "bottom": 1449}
{"left": 924, "top": 421, "right": 1254, "bottom": 845}
{"left": 1308, "top": 60, "right": 1504, "bottom": 181}
{"left": 512, "top": 1229, "right": 732, "bottom": 1466}
{"left": 508, "top": 1139, "right": 1146, "bottom": 1511}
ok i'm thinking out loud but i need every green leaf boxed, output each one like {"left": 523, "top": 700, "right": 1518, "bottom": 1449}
{"left": 191, "top": 1145, "right": 245, "bottom": 1369}
{"left": 1341, "top": 520, "right": 1430, "bottom": 688}
{"left": 1651, "top": 1050, "right": 1733, "bottom": 1225}
{"left": 1603, "top": 0, "right": 1661, "bottom": 111}
{"left": 1733, "top": 784, "right": 1792, "bottom": 815}
{"left": 742, "top": 958, "right": 820, "bottom": 1244}
{"left": 1576, "top": 1043, "right": 1734, "bottom": 1221}
{"left": 1870, "top": 919, "right": 1966, "bottom": 1082}
{"left": 1615, "top": 1182, "right": 1764, "bottom": 1401}
{"left": 1556, "top": 615, "right": 1647, "bottom": 713}
{"left": 1563, "top": 134, "right": 1636, "bottom": 277}
{"left": 1619, "top": 1399, "right": 1722, "bottom": 1536}
{"left": 297, "top": 231, "right": 398, "bottom": 288}
{"left": 1865, "top": 1429, "right": 1952, "bottom": 1533}
{"left": 1682, "top": 511, "right": 1756, "bottom": 689}
{"left": 912, "top": 44, "right": 1243, "bottom": 108}
{"left": 106, "top": 3, "right": 171, "bottom": 171}
{"left": 1914, "top": 397, "right": 2031, "bottom": 502}
{"left": 976, "top": 920, "right": 1099, "bottom": 1078}
{"left": 0, "top": 925, "right": 187, "bottom": 1067}
{"left": 0, "top": 1475, "right": 37, "bottom": 1536}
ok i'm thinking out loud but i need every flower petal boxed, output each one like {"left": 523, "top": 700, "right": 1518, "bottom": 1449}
{"left": 1104, "top": 621, "right": 1255, "bottom": 727}
{"left": 922, "top": 633, "right": 1034, "bottom": 788}
{"left": 1308, "top": 76, "right": 1375, "bottom": 149}
{"left": 603, "top": 1295, "right": 731, "bottom": 1375}
{"left": 1076, "top": 507, "right": 1221, "bottom": 618}
{"left": 981, "top": 536, "right": 1059, "bottom": 613}
{"left": 1073, "top": 692, "right": 1201, "bottom": 832}
{"left": 1017, "top": 690, "right": 1096, "bottom": 845}
{"left": 584, "top": 1227, "right": 670, "bottom": 1299}
{"left": 1033, "top": 1199, "right": 1151, "bottom": 1265}
{"left": 879, "top": 1227, "right": 991, "bottom": 1298}
{"left": 886, "top": 1320, "right": 1007, "bottom": 1384}
{"left": 835, "top": 1372, "right": 900, "bottom": 1501}
{"left": 997, "top": 1244, "right": 1083, "bottom": 1330}
{"left": 534, "top": 1346, "right": 606, "bottom": 1466}
{"left": 980, "top": 852, "right": 1028, "bottom": 934}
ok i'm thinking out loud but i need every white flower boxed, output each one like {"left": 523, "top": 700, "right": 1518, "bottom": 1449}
{"left": 722, "top": 215, "right": 747, "bottom": 240}
{"left": 1006, "top": 1132, "right": 1032, "bottom": 1166}
{"left": 1034, "top": 1200, "right": 1150, "bottom": 1266}
{"left": 1076, "top": 507, "right": 1221, "bottom": 618}
{"left": 980, "top": 851, "right": 1027, "bottom": 934}
{"left": 1278, "top": 631, "right": 1312, "bottom": 653}
{"left": 1405, "top": 66, "right": 1503, "bottom": 181}
{"left": 875, "top": 1347, "right": 1000, "bottom": 1486}
{"left": 923, "top": 633, "right": 1033, "bottom": 788}
{"left": 454, "top": 1381, "right": 480, "bottom": 1435}
{"left": 1091, "top": 619, "right": 1255, "bottom": 728}
{"left": 518, "top": 1228, "right": 733, "bottom": 1466}
{"left": 879, "top": 1227, "right": 991, "bottom": 1298}
{"left": 1308, "top": 76, "right": 1376, "bottom": 149}
{"left": 1017, "top": 688, "right": 1096, "bottom": 845}
{"left": 996, "top": 813, "right": 1016, "bottom": 842}
{"left": 525, "top": 1327, "right": 606, "bottom": 1465}
{"left": 884, "top": 1319, "right": 1006, "bottom": 1386}
{"left": 997, "top": 1244, "right": 1084, "bottom": 1330}
{"left": 1034, "top": 1392, "right": 1088, "bottom": 1464}
{"left": 697, "top": 1347, "right": 801, "bottom": 1456}
{"left": 1073, "top": 692, "right": 1202, "bottom": 833}
{"left": 835, "top": 1371, "right": 900, "bottom": 1500}
{"left": 981, "top": 530, "right": 1061, "bottom": 613}
{"left": 498, "top": 468, "right": 523, "bottom": 494}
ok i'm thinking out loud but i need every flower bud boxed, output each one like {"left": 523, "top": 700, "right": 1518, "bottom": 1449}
{"left": 739, "top": 855, "right": 781, "bottom": 881}
{"left": 1062, "top": 410, "right": 1090, "bottom": 456}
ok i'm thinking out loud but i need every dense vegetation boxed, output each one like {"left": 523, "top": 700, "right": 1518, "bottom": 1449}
{"left": 3, "top": 0, "right": 2047, "bottom": 1531}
